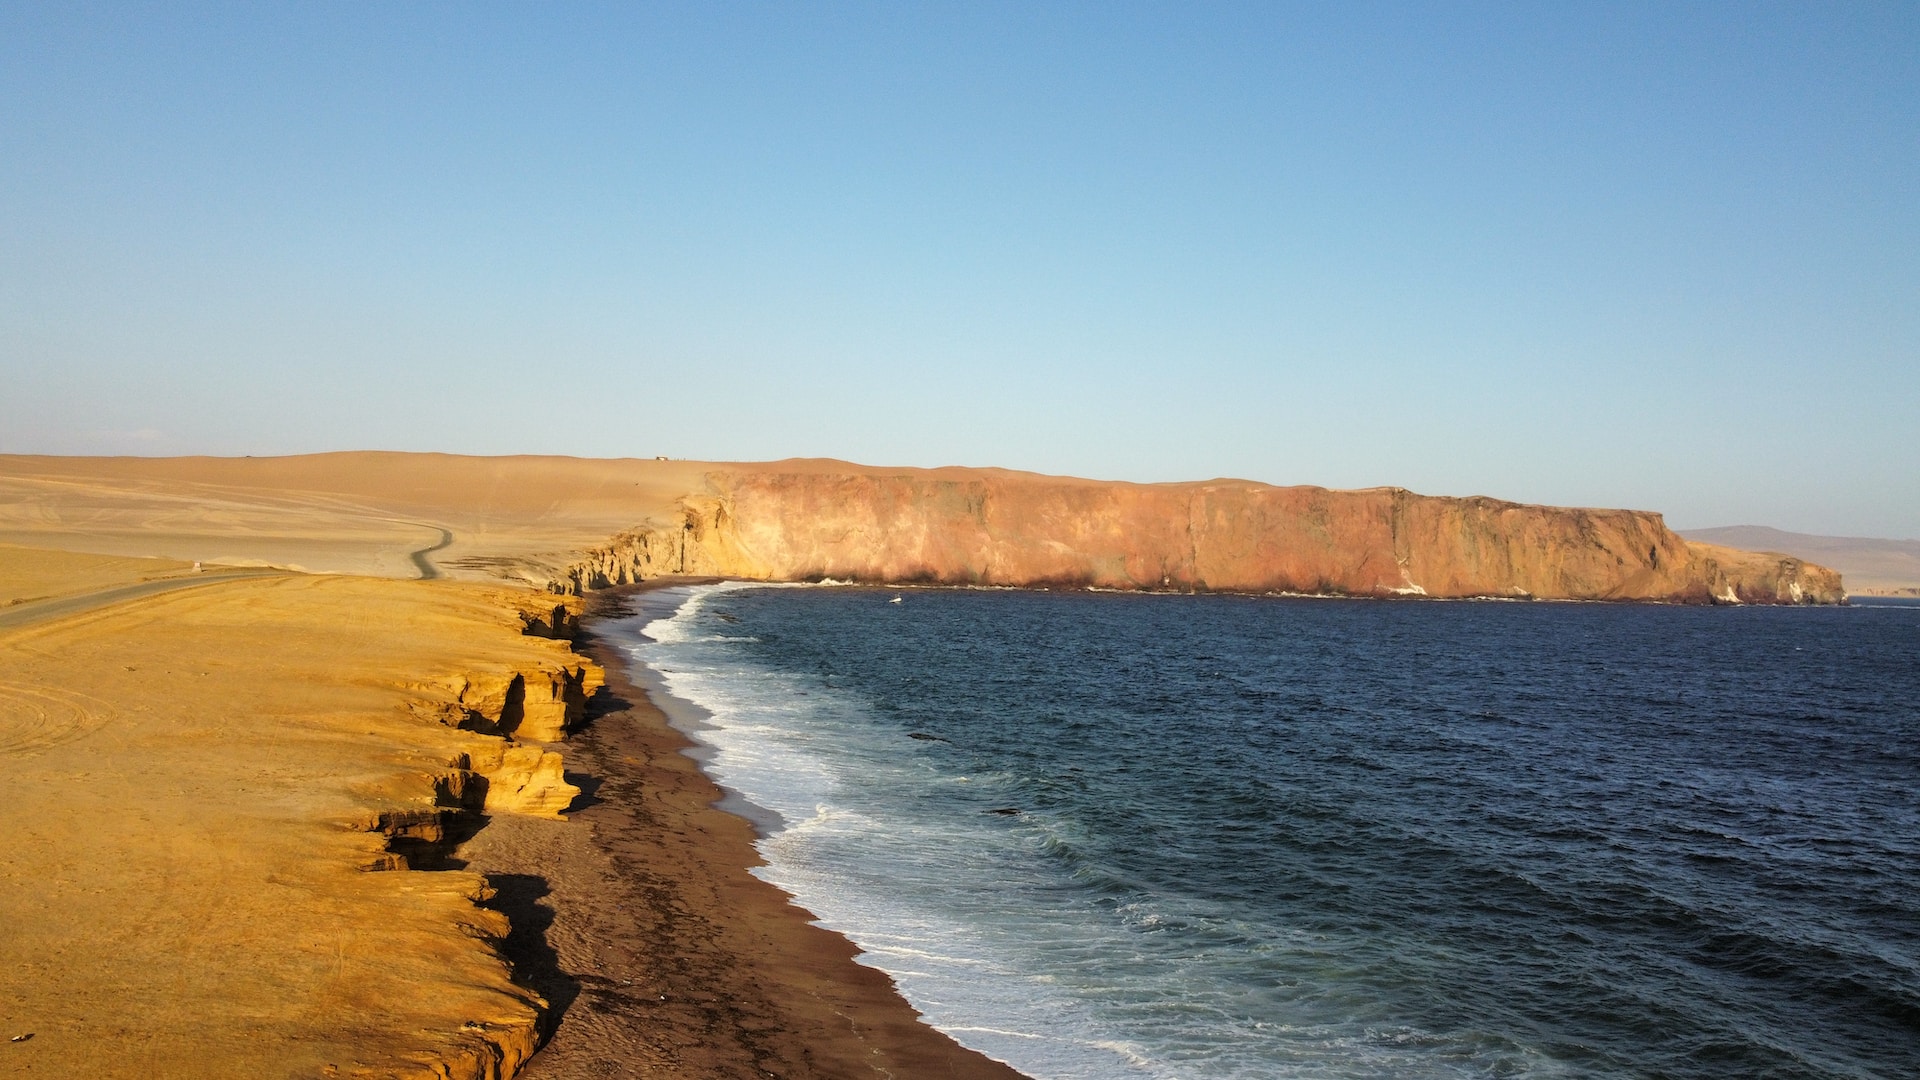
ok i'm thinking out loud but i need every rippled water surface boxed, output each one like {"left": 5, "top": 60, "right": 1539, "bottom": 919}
{"left": 619, "top": 588, "right": 1920, "bottom": 1079}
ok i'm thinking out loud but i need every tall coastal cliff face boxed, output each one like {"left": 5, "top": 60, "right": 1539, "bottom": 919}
{"left": 558, "top": 467, "right": 1844, "bottom": 604}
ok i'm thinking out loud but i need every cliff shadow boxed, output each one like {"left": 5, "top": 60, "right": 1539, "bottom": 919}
{"left": 385, "top": 809, "right": 490, "bottom": 871}
{"left": 569, "top": 625, "right": 637, "bottom": 733}
{"left": 480, "top": 872, "right": 580, "bottom": 1042}
{"left": 565, "top": 770, "right": 606, "bottom": 812}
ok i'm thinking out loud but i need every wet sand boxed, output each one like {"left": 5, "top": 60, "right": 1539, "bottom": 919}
{"left": 457, "top": 583, "right": 1028, "bottom": 1078}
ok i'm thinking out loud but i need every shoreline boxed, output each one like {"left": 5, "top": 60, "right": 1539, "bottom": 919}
{"left": 458, "top": 580, "right": 1029, "bottom": 1079}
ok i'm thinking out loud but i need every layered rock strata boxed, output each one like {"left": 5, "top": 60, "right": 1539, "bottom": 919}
{"left": 409, "top": 662, "right": 600, "bottom": 744}
{"left": 558, "top": 466, "right": 1844, "bottom": 604}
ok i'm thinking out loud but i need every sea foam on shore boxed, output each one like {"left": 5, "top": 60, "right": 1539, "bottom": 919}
{"left": 623, "top": 584, "right": 1920, "bottom": 1080}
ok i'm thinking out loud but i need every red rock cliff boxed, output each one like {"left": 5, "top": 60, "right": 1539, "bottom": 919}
{"left": 560, "top": 463, "right": 1844, "bottom": 604}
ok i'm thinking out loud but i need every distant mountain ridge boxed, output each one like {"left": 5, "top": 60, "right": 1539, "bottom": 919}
{"left": 1679, "top": 526, "right": 1920, "bottom": 596}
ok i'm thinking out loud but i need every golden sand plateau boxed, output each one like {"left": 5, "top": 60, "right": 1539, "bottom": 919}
{"left": 1, "top": 555, "right": 595, "bottom": 1078}
{"left": 0, "top": 452, "right": 706, "bottom": 583}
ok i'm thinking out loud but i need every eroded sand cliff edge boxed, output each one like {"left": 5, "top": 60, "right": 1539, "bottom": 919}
{"left": 559, "top": 466, "right": 1844, "bottom": 604}
{"left": 0, "top": 567, "right": 600, "bottom": 1079}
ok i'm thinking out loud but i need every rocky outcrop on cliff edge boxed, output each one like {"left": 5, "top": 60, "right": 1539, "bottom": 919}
{"left": 556, "top": 465, "right": 1844, "bottom": 604}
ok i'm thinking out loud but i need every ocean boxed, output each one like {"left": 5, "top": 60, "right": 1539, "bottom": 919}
{"left": 610, "top": 585, "right": 1919, "bottom": 1079}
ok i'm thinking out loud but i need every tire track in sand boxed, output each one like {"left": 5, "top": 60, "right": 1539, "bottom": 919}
{"left": 0, "top": 573, "right": 285, "bottom": 754}
{"left": 0, "top": 681, "right": 114, "bottom": 756}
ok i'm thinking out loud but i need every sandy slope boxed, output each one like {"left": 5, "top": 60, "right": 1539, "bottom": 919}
{"left": 1681, "top": 525, "right": 1920, "bottom": 596}
{"left": 0, "top": 560, "right": 592, "bottom": 1078}
{"left": 0, "top": 453, "right": 705, "bottom": 583}
{"left": 0, "top": 545, "right": 199, "bottom": 607}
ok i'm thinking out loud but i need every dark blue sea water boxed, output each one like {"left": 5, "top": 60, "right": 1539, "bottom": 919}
{"left": 618, "top": 587, "right": 1920, "bottom": 1079}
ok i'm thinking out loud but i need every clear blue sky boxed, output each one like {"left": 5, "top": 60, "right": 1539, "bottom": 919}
{"left": 3, "top": 3, "right": 1915, "bottom": 536}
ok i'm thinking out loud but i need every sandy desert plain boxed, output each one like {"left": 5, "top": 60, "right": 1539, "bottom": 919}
{"left": 0, "top": 451, "right": 1864, "bottom": 1079}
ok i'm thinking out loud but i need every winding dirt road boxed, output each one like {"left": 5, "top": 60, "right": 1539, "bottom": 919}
{"left": 405, "top": 525, "right": 454, "bottom": 580}
{"left": 0, "top": 568, "right": 290, "bottom": 633}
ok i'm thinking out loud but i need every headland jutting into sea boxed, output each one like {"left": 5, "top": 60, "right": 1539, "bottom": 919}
{"left": 0, "top": 452, "right": 1848, "bottom": 1079}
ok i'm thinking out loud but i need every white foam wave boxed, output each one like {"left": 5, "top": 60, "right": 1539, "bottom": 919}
{"left": 946, "top": 1026, "right": 1050, "bottom": 1040}
{"left": 621, "top": 583, "right": 1580, "bottom": 1080}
